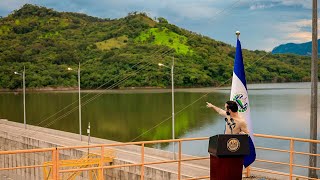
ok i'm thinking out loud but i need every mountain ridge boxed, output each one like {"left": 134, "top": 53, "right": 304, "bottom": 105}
{"left": 0, "top": 4, "right": 315, "bottom": 89}
{"left": 272, "top": 39, "right": 320, "bottom": 56}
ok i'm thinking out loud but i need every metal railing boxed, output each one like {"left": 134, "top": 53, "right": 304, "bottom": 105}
{"left": 0, "top": 134, "right": 319, "bottom": 180}
{"left": 252, "top": 134, "right": 320, "bottom": 180}
{"left": 55, "top": 137, "right": 210, "bottom": 180}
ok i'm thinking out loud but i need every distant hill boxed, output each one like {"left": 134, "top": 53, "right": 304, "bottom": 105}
{"left": 272, "top": 40, "right": 320, "bottom": 56}
{"left": 0, "top": 4, "right": 315, "bottom": 89}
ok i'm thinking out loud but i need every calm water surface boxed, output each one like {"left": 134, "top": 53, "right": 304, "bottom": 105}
{"left": 0, "top": 82, "right": 319, "bottom": 176}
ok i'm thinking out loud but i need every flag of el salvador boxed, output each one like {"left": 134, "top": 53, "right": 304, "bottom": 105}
{"left": 230, "top": 38, "right": 256, "bottom": 168}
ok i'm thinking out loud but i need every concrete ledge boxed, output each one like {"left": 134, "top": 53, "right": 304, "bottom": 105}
{"left": 0, "top": 119, "right": 209, "bottom": 179}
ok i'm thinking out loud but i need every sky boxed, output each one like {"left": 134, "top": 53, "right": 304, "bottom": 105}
{"left": 0, "top": 0, "right": 317, "bottom": 51}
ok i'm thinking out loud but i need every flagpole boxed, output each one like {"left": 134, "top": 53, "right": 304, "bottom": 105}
{"left": 236, "top": 31, "right": 240, "bottom": 39}
{"left": 231, "top": 32, "right": 256, "bottom": 169}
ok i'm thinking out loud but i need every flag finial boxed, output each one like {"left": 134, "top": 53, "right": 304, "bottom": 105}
{"left": 236, "top": 31, "right": 240, "bottom": 39}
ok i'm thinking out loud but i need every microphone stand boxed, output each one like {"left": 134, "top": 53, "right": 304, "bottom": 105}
{"left": 225, "top": 116, "right": 236, "bottom": 134}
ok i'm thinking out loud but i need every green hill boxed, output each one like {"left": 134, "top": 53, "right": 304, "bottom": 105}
{"left": 272, "top": 40, "right": 320, "bottom": 56}
{"left": 135, "top": 27, "right": 193, "bottom": 54}
{"left": 0, "top": 4, "right": 316, "bottom": 89}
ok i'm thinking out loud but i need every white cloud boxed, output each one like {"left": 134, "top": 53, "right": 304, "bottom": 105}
{"left": 249, "top": 3, "right": 275, "bottom": 10}
{"left": 247, "top": 0, "right": 312, "bottom": 10}
{"left": 279, "top": 19, "right": 311, "bottom": 32}
{"left": 269, "top": 19, "right": 320, "bottom": 47}
{"left": 286, "top": 32, "right": 311, "bottom": 42}
{"left": 163, "top": 1, "right": 220, "bottom": 20}
{"left": 278, "top": 0, "right": 311, "bottom": 9}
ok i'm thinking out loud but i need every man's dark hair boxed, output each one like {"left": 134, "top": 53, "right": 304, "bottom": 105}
{"left": 226, "top": 101, "right": 238, "bottom": 112}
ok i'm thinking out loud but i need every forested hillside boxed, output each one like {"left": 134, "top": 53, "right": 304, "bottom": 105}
{"left": 272, "top": 39, "right": 320, "bottom": 56}
{"left": 0, "top": 4, "right": 315, "bottom": 89}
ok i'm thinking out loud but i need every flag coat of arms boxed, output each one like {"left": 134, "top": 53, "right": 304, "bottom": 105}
{"left": 230, "top": 38, "right": 256, "bottom": 168}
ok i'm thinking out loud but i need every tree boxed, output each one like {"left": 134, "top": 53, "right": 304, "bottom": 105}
{"left": 158, "top": 17, "right": 168, "bottom": 24}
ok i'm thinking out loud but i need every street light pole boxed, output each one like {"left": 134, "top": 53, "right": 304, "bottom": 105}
{"left": 14, "top": 66, "right": 26, "bottom": 129}
{"left": 158, "top": 57, "right": 175, "bottom": 159}
{"left": 78, "top": 62, "right": 82, "bottom": 141}
{"left": 171, "top": 57, "right": 175, "bottom": 160}
{"left": 68, "top": 64, "right": 82, "bottom": 141}
{"left": 23, "top": 66, "right": 26, "bottom": 129}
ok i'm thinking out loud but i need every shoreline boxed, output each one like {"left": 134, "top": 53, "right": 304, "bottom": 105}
{"left": 0, "top": 85, "right": 226, "bottom": 93}
{"left": 0, "top": 82, "right": 316, "bottom": 93}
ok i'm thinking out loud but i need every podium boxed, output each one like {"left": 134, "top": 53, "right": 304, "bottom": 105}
{"left": 208, "top": 134, "right": 249, "bottom": 180}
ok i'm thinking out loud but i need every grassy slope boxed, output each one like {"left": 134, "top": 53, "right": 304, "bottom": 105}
{"left": 95, "top": 36, "right": 128, "bottom": 50}
{"left": 135, "top": 28, "right": 193, "bottom": 55}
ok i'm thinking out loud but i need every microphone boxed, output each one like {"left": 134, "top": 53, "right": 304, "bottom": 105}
{"left": 230, "top": 118, "right": 236, "bottom": 129}
{"left": 225, "top": 118, "right": 231, "bottom": 125}
{"left": 225, "top": 116, "right": 234, "bottom": 134}
{"left": 225, "top": 111, "right": 231, "bottom": 124}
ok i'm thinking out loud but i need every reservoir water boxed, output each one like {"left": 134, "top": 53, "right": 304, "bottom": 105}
{"left": 0, "top": 82, "right": 319, "bottom": 176}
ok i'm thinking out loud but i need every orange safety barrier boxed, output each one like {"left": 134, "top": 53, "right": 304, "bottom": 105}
{"left": 0, "top": 134, "right": 319, "bottom": 180}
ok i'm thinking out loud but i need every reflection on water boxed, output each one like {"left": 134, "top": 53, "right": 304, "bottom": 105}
{"left": 0, "top": 82, "right": 319, "bottom": 176}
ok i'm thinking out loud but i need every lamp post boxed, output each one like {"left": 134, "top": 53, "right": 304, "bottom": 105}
{"left": 158, "top": 57, "right": 175, "bottom": 159}
{"left": 14, "top": 66, "right": 26, "bottom": 129}
{"left": 68, "top": 62, "right": 82, "bottom": 141}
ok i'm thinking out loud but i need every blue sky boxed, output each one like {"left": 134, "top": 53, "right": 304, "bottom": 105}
{"left": 0, "top": 0, "right": 316, "bottom": 51}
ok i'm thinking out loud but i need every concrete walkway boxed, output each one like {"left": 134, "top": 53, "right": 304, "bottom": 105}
{"left": 0, "top": 119, "right": 210, "bottom": 179}
{"left": 0, "top": 119, "right": 282, "bottom": 179}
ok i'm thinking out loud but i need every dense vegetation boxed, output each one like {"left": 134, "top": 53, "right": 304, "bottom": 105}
{"left": 272, "top": 39, "right": 320, "bottom": 56}
{"left": 0, "top": 4, "right": 317, "bottom": 90}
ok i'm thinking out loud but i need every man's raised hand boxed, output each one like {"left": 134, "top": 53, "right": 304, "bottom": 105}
{"left": 206, "top": 102, "right": 213, "bottom": 108}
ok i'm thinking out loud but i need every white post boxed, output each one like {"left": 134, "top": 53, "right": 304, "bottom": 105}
{"left": 171, "top": 57, "right": 175, "bottom": 160}
{"left": 78, "top": 62, "right": 82, "bottom": 141}
{"left": 88, "top": 122, "right": 91, "bottom": 144}
{"left": 23, "top": 66, "right": 26, "bottom": 129}
{"left": 87, "top": 122, "right": 90, "bottom": 156}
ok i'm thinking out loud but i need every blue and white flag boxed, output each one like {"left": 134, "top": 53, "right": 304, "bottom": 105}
{"left": 230, "top": 38, "right": 256, "bottom": 168}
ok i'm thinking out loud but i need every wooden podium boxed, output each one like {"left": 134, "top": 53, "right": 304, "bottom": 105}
{"left": 208, "top": 134, "right": 249, "bottom": 180}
